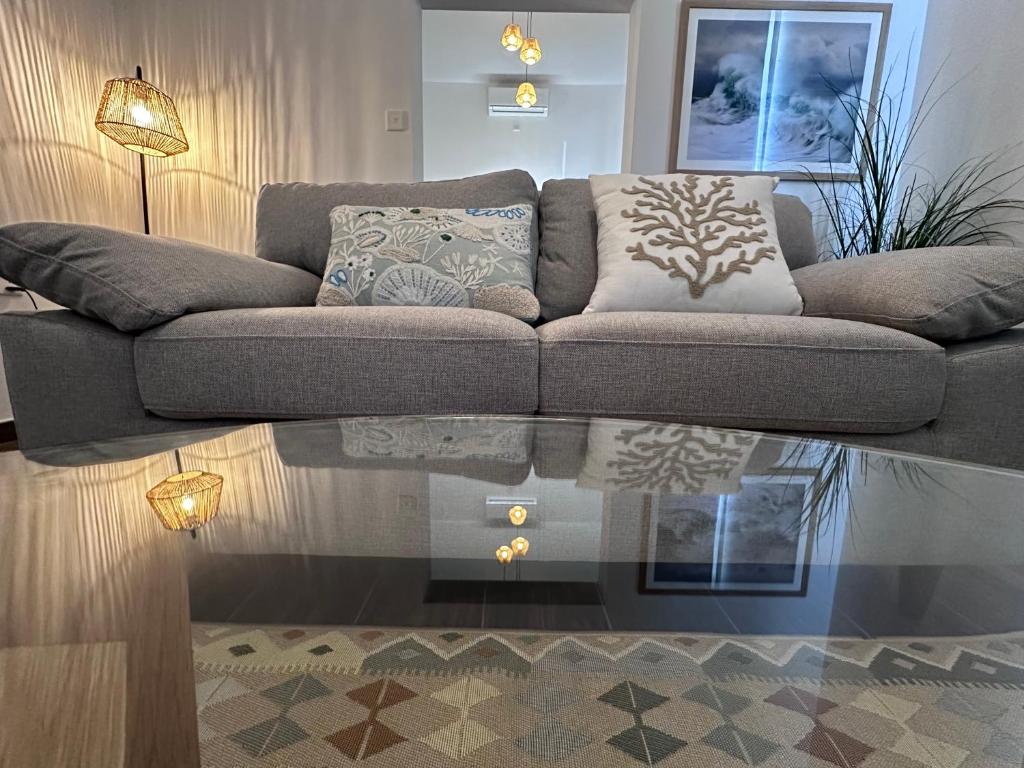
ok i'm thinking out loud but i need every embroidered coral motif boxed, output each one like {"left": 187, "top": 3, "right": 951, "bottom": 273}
{"left": 620, "top": 175, "right": 777, "bottom": 298}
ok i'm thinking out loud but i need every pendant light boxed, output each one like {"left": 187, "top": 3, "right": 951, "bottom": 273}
{"left": 515, "top": 64, "right": 537, "bottom": 109}
{"left": 520, "top": 12, "right": 542, "bottom": 66}
{"left": 500, "top": 11, "right": 524, "bottom": 52}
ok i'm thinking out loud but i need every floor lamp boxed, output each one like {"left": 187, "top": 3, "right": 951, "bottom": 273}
{"left": 94, "top": 66, "right": 189, "bottom": 234}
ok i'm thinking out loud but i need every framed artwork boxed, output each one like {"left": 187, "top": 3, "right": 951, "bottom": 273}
{"left": 641, "top": 472, "right": 817, "bottom": 596}
{"left": 670, "top": 1, "right": 892, "bottom": 180}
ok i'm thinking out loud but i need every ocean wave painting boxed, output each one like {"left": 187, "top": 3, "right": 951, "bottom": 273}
{"left": 674, "top": 6, "right": 889, "bottom": 178}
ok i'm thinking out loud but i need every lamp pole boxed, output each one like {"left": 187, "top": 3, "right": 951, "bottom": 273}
{"left": 135, "top": 64, "right": 150, "bottom": 235}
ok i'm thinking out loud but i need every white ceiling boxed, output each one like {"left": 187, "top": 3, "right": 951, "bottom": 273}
{"left": 422, "top": 10, "right": 630, "bottom": 85}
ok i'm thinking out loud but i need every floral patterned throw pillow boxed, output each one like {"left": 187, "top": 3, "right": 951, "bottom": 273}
{"left": 586, "top": 173, "right": 803, "bottom": 315}
{"left": 316, "top": 205, "right": 539, "bottom": 322}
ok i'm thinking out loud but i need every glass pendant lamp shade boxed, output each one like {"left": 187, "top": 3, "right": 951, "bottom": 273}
{"left": 508, "top": 505, "right": 527, "bottom": 526}
{"left": 520, "top": 37, "right": 542, "bottom": 66}
{"left": 95, "top": 77, "right": 188, "bottom": 157}
{"left": 515, "top": 81, "right": 537, "bottom": 108}
{"left": 146, "top": 470, "right": 223, "bottom": 532}
{"left": 500, "top": 22, "right": 524, "bottom": 51}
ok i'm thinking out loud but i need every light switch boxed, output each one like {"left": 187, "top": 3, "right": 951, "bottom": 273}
{"left": 385, "top": 109, "right": 409, "bottom": 132}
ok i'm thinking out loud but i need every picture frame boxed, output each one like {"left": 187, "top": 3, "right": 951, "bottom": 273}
{"left": 669, "top": 0, "right": 892, "bottom": 181}
{"left": 640, "top": 471, "right": 818, "bottom": 596}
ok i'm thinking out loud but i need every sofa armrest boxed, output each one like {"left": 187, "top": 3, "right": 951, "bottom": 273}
{"left": 792, "top": 245, "right": 1024, "bottom": 342}
{"left": 0, "top": 222, "right": 321, "bottom": 332}
{"left": 0, "top": 310, "right": 242, "bottom": 449}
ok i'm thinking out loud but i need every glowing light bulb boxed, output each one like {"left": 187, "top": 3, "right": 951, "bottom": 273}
{"left": 520, "top": 37, "right": 542, "bottom": 66}
{"left": 496, "top": 545, "right": 514, "bottom": 565}
{"left": 130, "top": 103, "right": 154, "bottom": 126}
{"left": 180, "top": 495, "right": 195, "bottom": 512}
{"left": 508, "top": 505, "right": 528, "bottom": 526}
{"left": 500, "top": 22, "right": 523, "bottom": 51}
{"left": 511, "top": 536, "right": 529, "bottom": 556}
{"left": 515, "top": 82, "right": 537, "bottom": 109}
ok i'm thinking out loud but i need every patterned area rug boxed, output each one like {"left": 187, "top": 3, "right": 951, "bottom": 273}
{"left": 193, "top": 624, "right": 1024, "bottom": 767}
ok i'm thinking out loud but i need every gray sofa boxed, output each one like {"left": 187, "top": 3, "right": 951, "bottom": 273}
{"left": 2, "top": 170, "right": 1023, "bottom": 470}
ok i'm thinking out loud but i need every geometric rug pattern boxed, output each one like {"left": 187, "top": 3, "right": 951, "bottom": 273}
{"left": 194, "top": 624, "right": 1024, "bottom": 767}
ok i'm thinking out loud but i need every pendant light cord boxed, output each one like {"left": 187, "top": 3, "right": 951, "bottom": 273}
{"left": 3, "top": 285, "right": 38, "bottom": 309}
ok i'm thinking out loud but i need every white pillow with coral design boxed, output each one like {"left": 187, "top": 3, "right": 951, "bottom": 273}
{"left": 576, "top": 421, "right": 759, "bottom": 495}
{"left": 586, "top": 173, "right": 803, "bottom": 315}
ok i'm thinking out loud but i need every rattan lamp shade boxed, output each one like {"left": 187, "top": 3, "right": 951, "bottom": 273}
{"left": 95, "top": 77, "right": 188, "bottom": 158}
{"left": 146, "top": 470, "right": 223, "bottom": 532}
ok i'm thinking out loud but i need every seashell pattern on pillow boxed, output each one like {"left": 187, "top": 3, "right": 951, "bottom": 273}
{"left": 317, "top": 204, "right": 539, "bottom": 321}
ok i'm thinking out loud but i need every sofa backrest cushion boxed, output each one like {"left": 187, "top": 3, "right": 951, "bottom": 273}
{"left": 0, "top": 222, "right": 322, "bottom": 332}
{"left": 794, "top": 245, "right": 1024, "bottom": 342}
{"left": 775, "top": 194, "right": 818, "bottom": 268}
{"left": 536, "top": 178, "right": 818, "bottom": 321}
{"left": 256, "top": 170, "right": 539, "bottom": 276}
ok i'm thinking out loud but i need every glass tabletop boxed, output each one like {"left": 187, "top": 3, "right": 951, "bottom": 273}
{"left": 3, "top": 416, "right": 1023, "bottom": 767}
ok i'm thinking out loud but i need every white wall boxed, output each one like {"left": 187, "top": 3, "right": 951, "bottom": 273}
{"left": 623, "top": 0, "right": 931, "bottom": 242}
{"left": 423, "top": 82, "right": 626, "bottom": 182}
{"left": 422, "top": 10, "right": 629, "bottom": 185}
{"left": 909, "top": 0, "right": 1024, "bottom": 244}
{"left": 423, "top": 11, "right": 631, "bottom": 86}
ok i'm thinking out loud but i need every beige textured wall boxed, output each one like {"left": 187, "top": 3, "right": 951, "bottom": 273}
{"left": 117, "top": 0, "right": 423, "bottom": 253}
{"left": 0, "top": 0, "right": 140, "bottom": 230}
{"left": 0, "top": 0, "right": 424, "bottom": 251}
{"left": 909, "top": 0, "right": 1024, "bottom": 245}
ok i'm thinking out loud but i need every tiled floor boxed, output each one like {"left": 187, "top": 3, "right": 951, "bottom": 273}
{"left": 187, "top": 553, "right": 1024, "bottom": 638}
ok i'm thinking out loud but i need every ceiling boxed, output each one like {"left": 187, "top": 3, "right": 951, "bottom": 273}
{"left": 422, "top": 10, "right": 630, "bottom": 85}
{"left": 421, "top": 0, "right": 633, "bottom": 11}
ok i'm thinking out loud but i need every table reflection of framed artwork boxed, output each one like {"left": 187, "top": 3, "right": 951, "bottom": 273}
{"left": 641, "top": 473, "right": 817, "bottom": 596}
{"left": 669, "top": 1, "right": 891, "bottom": 180}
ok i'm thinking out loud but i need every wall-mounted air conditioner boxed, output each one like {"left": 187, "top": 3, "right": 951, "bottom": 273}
{"left": 487, "top": 86, "right": 549, "bottom": 117}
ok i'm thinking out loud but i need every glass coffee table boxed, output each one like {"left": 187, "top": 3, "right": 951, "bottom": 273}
{"left": 2, "top": 416, "right": 1023, "bottom": 767}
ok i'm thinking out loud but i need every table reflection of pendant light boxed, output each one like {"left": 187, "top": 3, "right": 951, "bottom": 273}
{"left": 496, "top": 504, "right": 530, "bottom": 581}
{"left": 94, "top": 66, "right": 189, "bottom": 234}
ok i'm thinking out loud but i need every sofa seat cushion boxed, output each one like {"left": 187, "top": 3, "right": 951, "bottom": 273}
{"left": 135, "top": 307, "right": 538, "bottom": 419}
{"left": 537, "top": 313, "right": 946, "bottom": 433}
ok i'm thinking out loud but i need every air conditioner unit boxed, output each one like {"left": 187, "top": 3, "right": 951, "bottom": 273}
{"left": 487, "top": 86, "right": 549, "bottom": 117}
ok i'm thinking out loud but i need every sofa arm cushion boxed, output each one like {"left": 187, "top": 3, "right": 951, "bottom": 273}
{"left": 0, "top": 222, "right": 322, "bottom": 332}
{"left": 792, "top": 245, "right": 1024, "bottom": 341}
